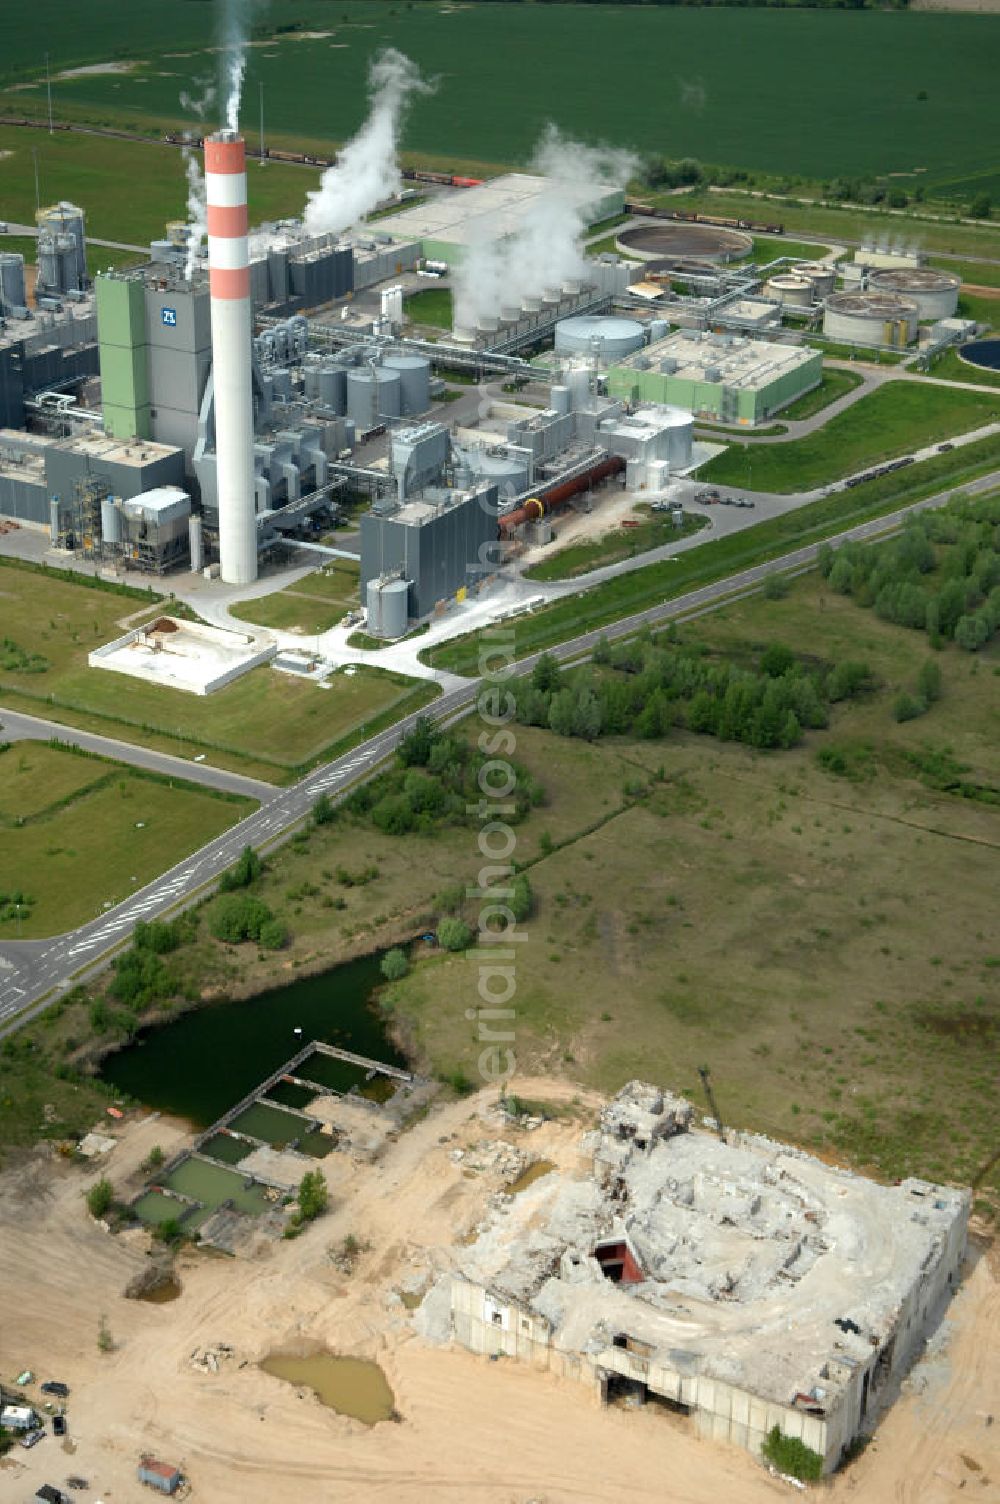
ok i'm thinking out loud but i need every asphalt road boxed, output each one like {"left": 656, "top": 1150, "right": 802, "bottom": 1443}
{"left": 1, "top": 465, "right": 997, "bottom": 1035}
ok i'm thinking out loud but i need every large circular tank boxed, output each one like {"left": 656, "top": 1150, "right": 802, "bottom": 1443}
{"left": 793, "top": 263, "right": 836, "bottom": 300}
{"left": 0, "top": 252, "right": 26, "bottom": 310}
{"left": 823, "top": 290, "right": 918, "bottom": 348}
{"left": 555, "top": 315, "right": 645, "bottom": 361}
{"left": 366, "top": 576, "right": 409, "bottom": 639}
{"left": 659, "top": 407, "right": 694, "bottom": 469}
{"left": 958, "top": 338, "right": 1000, "bottom": 373}
{"left": 766, "top": 275, "right": 814, "bottom": 309}
{"left": 317, "top": 364, "right": 347, "bottom": 413}
{"left": 618, "top": 222, "right": 753, "bottom": 263}
{"left": 471, "top": 448, "right": 531, "bottom": 496}
{"left": 868, "top": 268, "right": 961, "bottom": 321}
{"left": 382, "top": 353, "right": 431, "bottom": 416}
{"left": 346, "top": 367, "right": 401, "bottom": 427}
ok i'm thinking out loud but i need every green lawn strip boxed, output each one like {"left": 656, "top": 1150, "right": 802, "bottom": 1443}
{"left": 0, "top": 749, "right": 254, "bottom": 938}
{"left": 526, "top": 512, "right": 708, "bottom": 583}
{"left": 701, "top": 383, "right": 998, "bottom": 493}
{"left": 421, "top": 432, "right": 1000, "bottom": 675}
{"left": 928, "top": 256, "right": 1000, "bottom": 290}
{"left": 777, "top": 368, "right": 864, "bottom": 421}
{"left": 404, "top": 287, "right": 453, "bottom": 329}
{"left": 957, "top": 291, "right": 999, "bottom": 330}
{"left": 0, "top": 741, "right": 113, "bottom": 821}
{"left": 228, "top": 593, "right": 347, "bottom": 636}
{"left": 750, "top": 236, "right": 831, "bottom": 264}
{"left": 922, "top": 347, "right": 1000, "bottom": 390}
{"left": 805, "top": 340, "right": 905, "bottom": 365}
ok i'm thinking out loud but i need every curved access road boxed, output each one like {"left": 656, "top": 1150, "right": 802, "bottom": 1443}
{"left": 2, "top": 464, "right": 998, "bottom": 1036}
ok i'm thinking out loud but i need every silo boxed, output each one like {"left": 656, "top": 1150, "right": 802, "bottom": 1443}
{"left": 550, "top": 385, "right": 571, "bottom": 416}
{"left": 648, "top": 318, "right": 670, "bottom": 345}
{"left": 37, "top": 203, "right": 86, "bottom": 288}
{"left": 100, "top": 497, "right": 121, "bottom": 545}
{"left": 472, "top": 449, "right": 531, "bottom": 495}
{"left": 0, "top": 252, "right": 26, "bottom": 311}
{"left": 346, "top": 366, "right": 401, "bottom": 427}
{"left": 663, "top": 408, "right": 694, "bottom": 469}
{"left": 318, "top": 365, "right": 347, "bottom": 413}
{"left": 383, "top": 353, "right": 431, "bottom": 415}
{"left": 555, "top": 316, "right": 645, "bottom": 361}
{"left": 36, "top": 236, "right": 61, "bottom": 293}
{"left": 49, "top": 498, "right": 60, "bottom": 540}
{"left": 303, "top": 366, "right": 320, "bottom": 400}
{"left": 188, "top": 513, "right": 204, "bottom": 573}
{"left": 868, "top": 268, "right": 960, "bottom": 321}
{"left": 367, "top": 576, "right": 409, "bottom": 638}
{"left": 765, "top": 275, "right": 814, "bottom": 309}
{"left": 823, "top": 291, "right": 918, "bottom": 347}
{"left": 566, "top": 367, "right": 591, "bottom": 409}
{"left": 794, "top": 263, "right": 836, "bottom": 299}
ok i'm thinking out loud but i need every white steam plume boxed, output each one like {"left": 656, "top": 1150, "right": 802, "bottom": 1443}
{"left": 182, "top": 147, "right": 208, "bottom": 280}
{"left": 303, "top": 49, "right": 430, "bottom": 238}
{"left": 179, "top": 78, "right": 216, "bottom": 119}
{"left": 453, "top": 126, "right": 637, "bottom": 330}
{"left": 221, "top": 0, "right": 252, "bottom": 134}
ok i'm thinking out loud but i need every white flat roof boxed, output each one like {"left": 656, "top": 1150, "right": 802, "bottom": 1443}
{"left": 374, "top": 174, "right": 619, "bottom": 250}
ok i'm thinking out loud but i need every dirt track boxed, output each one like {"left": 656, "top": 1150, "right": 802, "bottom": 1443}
{"left": 0, "top": 1083, "right": 996, "bottom": 1503}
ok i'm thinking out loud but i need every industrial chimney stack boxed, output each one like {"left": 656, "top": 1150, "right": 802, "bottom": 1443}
{"left": 205, "top": 130, "right": 257, "bottom": 585}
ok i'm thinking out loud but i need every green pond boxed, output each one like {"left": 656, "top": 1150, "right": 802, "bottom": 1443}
{"left": 162, "top": 1157, "right": 273, "bottom": 1216}
{"left": 101, "top": 948, "right": 406, "bottom": 1127}
{"left": 260, "top": 1352, "right": 396, "bottom": 1424}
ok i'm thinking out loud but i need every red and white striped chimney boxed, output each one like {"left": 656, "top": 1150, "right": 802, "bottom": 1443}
{"left": 205, "top": 130, "right": 257, "bottom": 585}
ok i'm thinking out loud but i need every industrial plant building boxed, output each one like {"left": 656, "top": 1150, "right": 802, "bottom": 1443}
{"left": 374, "top": 174, "right": 624, "bottom": 265}
{"left": 607, "top": 330, "right": 822, "bottom": 426}
{"left": 434, "top": 1082, "right": 968, "bottom": 1477}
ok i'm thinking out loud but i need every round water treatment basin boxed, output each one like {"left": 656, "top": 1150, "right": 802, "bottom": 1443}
{"left": 958, "top": 338, "right": 1000, "bottom": 373}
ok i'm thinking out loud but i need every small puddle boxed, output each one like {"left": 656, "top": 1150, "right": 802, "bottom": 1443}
{"left": 137, "top": 1273, "right": 182, "bottom": 1303}
{"left": 398, "top": 1290, "right": 423, "bottom": 1311}
{"left": 507, "top": 1159, "right": 555, "bottom": 1195}
{"left": 260, "top": 1352, "right": 396, "bottom": 1424}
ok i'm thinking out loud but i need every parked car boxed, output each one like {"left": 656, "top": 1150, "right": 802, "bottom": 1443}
{"left": 40, "top": 1382, "right": 70, "bottom": 1398}
{"left": 52, "top": 1414, "right": 67, "bottom": 1437}
{"left": 21, "top": 1427, "right": 45, "bottom": 1448}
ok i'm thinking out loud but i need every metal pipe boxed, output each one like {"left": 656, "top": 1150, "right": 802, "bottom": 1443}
{"left": 205, "top": 131, "right": 257, "bottom": 585}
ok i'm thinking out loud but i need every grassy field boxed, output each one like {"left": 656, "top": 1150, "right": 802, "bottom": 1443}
{"left": 422, "top": 429, "right": 1000, "bottom": 676}
{"left": 0, "top": 560, "right": 433, "bottom": 780}
{"left": 924, "top": 347, "right": 1000, "bottom": 389}
{"left": 700, "top": 382, "right": 999, "bottom": 493}
{"left": 526, "top": 510, "right": 708, "bottom": 583}
{"left": 230, "top": 562, "right": 360, "bottom": 636}
{"left": 2, "top": 5, "right": 999, "bottom": 188}
{"left": 404, "top": 286, "right": 453, "bottom": 330}
{"left": 0, "top": 233, "right": 141, "bottom": 276}
{"left": 750, "top": 236, "right": 831, "bottom": 265}
{"left": 776, "top": 368, "right": 864, "bottom": 421}
{"left": 0, "top": 742, "right": 253, "bottom": 938}
{"left": 928, "top": 256, "right": 1000, "bottom": 290}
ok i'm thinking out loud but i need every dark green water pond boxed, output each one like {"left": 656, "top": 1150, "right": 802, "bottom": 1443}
{"left": 101, "top": 949, "right": 405, "bottom": 1128}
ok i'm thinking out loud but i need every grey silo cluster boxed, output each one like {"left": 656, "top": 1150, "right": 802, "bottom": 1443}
{"left": 36, "top": 202, "right": 87, "bottom": 296}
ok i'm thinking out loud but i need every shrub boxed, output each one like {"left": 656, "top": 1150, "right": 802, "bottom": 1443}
{"left": 258, "top": 917, "right": 289, "bottom": 951}
{"left": 760, "top": 642, "right": 795, "bottom": 678}
{"left": 380, "top": 947, "right": 409, "bottom": 981}
{"left": 218, "top": 844, "right": 261, "bottom": 893}
{"left": 509, "top": 873, "right": 533, "bottom": 922}
{"left": 893, "top": 690, "right": 927, "bottom": 723}
{"left": 762, "top": 574, "right": 790, "bottom": 601}
{"left": 209, "top": 893, "right": 274, "bottom": 944}
{"left": 917, "top": 659, "right": 942, "bottom": 704}
{"left": 438, "top": 917, "right": 472, "bottom": 952}
{"left": 87, "top": 1178, "right": 114, "bottom": 1218}
{"left": 761, "top": 1426, "right": 823, "bottom": 1482}
{"left": 296, "top": 1168, "right": 329, "bottom": 1222}
{"left": 311, "top": 793, "right": 335, "bottom": 826}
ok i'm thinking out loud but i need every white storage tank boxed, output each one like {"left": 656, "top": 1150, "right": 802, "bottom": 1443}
{"left": 382, "top": 352, "right": 431, "bottom": 415}
{"left": 868, "top": 268, "right": 961, "bottom": 321}
{"left": 823, "top": 290, "right": 919, "bottom": 347}
{"left": 470, "top": 448, "right": 531, "bottom": 494}
{"left": 100, "top": 496, "right": 121, "bottom": 545}
{"left": 555, "top": 315, "right": 645, "bottom": 361}
{"left": 793, "top": 263, "right": 836, "bottom": 299}
{"left": 663, "top": 408, "right": 694, "bottom": 469}
{"left": 648, "top": 318, "right": 671, "bottom": 345}
{"left": 346, "top": 366, "right": 402, "bottom": 427}
{"left": 366, "top": 575, "right": 410, "bottom": 639}
{"left": 550, "top": 385, "right": 572, "bottom": 416}
{"left": 188, "top": 513, "right": 204, "bottom": 573}
{"left": 765, "top": 274, "right": 815, "bottom": 309}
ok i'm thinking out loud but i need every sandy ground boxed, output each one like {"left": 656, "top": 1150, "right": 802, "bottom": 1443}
{"left": 0, "top": 1080, "right": 997, "bottom": 1504}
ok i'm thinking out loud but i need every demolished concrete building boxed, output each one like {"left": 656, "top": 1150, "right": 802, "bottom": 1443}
{"left": 440, "top": 1082, "right": 968, "bottom": 1475}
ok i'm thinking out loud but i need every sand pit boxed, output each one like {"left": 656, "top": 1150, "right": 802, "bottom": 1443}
{"left": 0, "top": 1081, "right": 995, "bottom": 1503}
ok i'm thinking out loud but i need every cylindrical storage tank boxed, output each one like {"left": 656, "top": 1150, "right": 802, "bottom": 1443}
{"left": 868, "top": 268, "right": 961, "bottom": 321}
{"left": 188, "top": 513, "right": 204, "bottom": 572}
{"left": 37, "top": 237, "right": 60, "bottom": 292}
{"left": 647, "top": 318, "right": 670, "bottom": 345}
{"left": 663, "top": 409, "right": 694, "bottom": 469}
{"left": 55, "top": 234, "right": 78, "bottom": 292}
{"left": 0, "top": 252, "right": 26, "bottom": 310}
{"left": 555, "top": 315, "right": 645, "bottom": 361}
{"left": 473, "top": 450, "right": 531, "bottom": 495}
{"left": 49, "top": 498, "right": 60, "bottom": 539}
{"left": 823, "top": 291, "right": 919, "bottom": 347}
{"left": 550, "top": 385, "right": 571, "bottom": 416}
{"left": 100, "top": 497, "right": 121, "bottom": 545}
{"left": 303, "top": 366, "right": 320, "bottom": 400}
{"left": 794, "top": 263, "right": 836, "bottom": 299}
{"left": 366, "top": 576, "right": 409, "bottom": 639}
{"left": 318, "top": 365, "right": 347, "bottom": 413}
{"left": 382, "top": 353, "right": 431, "bottom": 416}
{"left": 346, "top": 367, "right": 401, "bottom": 427}
{"left": 766, "top": 275, "right": 814, "bottom": 309}
{"left": 566, "top": 367, "right": 590, "bottom": 409}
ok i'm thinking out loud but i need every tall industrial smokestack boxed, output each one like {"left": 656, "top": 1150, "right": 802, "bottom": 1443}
{"left": 205, "top": 130, "right": 256, "bottom": 585}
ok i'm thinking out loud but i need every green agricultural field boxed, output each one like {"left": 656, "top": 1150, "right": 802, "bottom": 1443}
{"left": 1, "top": 5, "right": 999, "bottom": 188}
{"left": 700, "top": 383, "right": 999, "bottom": 494}
{"left": 0, "top": 560, "right": 433, "bottom": 780}
{"left": 422, "top": 429, "right": 1000, "bottom": 675}
{"left": 404, "top": 287, "right": 453, "bottom": 330}
{"left": 526, "top": 510, "right": 707, "bottom": 583}
{"left": 0, "top": 742, "right": 253, "bottom": 938}
{"left": 230, "top": 562, "right": 360, "bottom": 635}
{"left": 776, "top": 368, "right": 864, "bottom": 422}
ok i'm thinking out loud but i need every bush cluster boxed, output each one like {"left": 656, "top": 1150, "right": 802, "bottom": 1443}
{"left": 0, "top": 888, "right": 34, "bottom": 922}
{"left": 761, "top": 1425, "right": 823, "bottom": 1482}
{"left": 209, "top": 893, "right": 287, "bottom": 949}
{"left": 0, "top": 636, "right": 49, "bottom": 674}
{"left": 218, "top": 844, "right": 262, "bottom": 892}
{"left": 344, "top": 717, "right": 543, "bottom": 837}
{"left": 818, "top": 493, "right": 1000, "bottom": 653}
{"left": 517, "top": 640, "right": 871, "bottom": 752}
{"left": 107, "top": 914, "right": 196, "bottom": 1012}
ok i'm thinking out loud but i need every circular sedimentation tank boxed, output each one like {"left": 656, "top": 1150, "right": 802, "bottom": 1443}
{"left": 618, "top": 222, "right": 753, "bottom": 263}
{"left": 554, "top": 315, "right": 645, "bottom": 360}
{"left": 867, "top": 267, "right": 961, "bottom": 321}
{"left": 823, "top": 290, "right": 918, "bottom": 348}
{"left": 958, "top": 338, "right": 1000, "bottom": 373}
